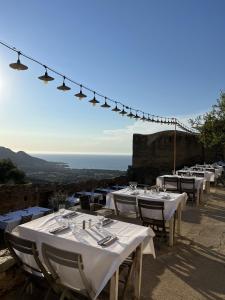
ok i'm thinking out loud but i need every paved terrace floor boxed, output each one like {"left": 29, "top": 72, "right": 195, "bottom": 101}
{"left": 2, "top": 186, "right": 225, "bottom": 300}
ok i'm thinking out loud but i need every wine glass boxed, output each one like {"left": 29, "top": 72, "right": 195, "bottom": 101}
{"left": 163, "top": 184, "right": 167, "bottom": 193}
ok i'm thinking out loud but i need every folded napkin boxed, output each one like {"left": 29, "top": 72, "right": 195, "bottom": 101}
{"left": 62, "top": 211, "right": 78, "bottom": 218}
{"left": 100, "top": 235, "right": 118, "bottom": 247}
{"left": 49, "top": 225, "right": 68, "bottom": 234}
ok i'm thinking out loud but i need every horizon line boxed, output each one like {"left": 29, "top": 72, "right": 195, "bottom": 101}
{"left": 28, "top": 151, "right": 132, "bottom": 156}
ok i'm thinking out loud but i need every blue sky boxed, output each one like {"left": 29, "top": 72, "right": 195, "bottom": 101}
{"left": 0, "top": 0, "right": 225, "bottom": 154}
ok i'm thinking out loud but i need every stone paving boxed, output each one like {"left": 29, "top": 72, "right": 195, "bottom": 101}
{"left": 1, "top": 187, "right": 225, "bottom": 299}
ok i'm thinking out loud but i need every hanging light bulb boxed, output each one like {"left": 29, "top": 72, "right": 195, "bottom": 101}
{"left": 89, "top": 92, "right": 99, "bottom": 106}
{"left": 9, "top": 51, "right": 28, "bottom": 71}
{"left": 101, "top": 97, "right": 111, "bottom": 108}
{"left": 112, "top": 102, "right": 121, "bottom": 112}
{"left": 127, "top": 108, "right": 134, "bottom": 118}
{"left": 57, "top": 76, "right": 71, "bottom": 91}
{"left": 119, "top": 105, "right": 127, "bottom": 116}
{"left": 134, "top": 111, "right": 140, "bottom": 120}
{"left": 141, "top": 113, "right": 146, "bottom": 121}
{"left": 75, "top": 84, "right": 87, "bottom": 100}
{"left": 38, "top": 66, "right": 54, "bottom": 84}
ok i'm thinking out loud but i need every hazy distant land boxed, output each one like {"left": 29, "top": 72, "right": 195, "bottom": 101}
{"left": 0, "top": 147, "right": 126, "bottom": 183}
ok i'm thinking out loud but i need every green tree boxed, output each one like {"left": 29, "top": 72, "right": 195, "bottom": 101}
{"left": 190, "top": 93, "right": 225, "bottom": 159}
{"left": 0, "top": 159, "right": 26, "bottom": 184}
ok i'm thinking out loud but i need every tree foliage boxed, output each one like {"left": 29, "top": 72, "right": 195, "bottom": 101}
{"left": 190, "top": 93, "right": 225, "bottom": 150}
{"left": 0, "top": 159, "right": 26, "bottom": 184}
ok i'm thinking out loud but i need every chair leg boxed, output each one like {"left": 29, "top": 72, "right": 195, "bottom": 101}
{"left": 44, "top": 287, "right": 53, "bottom": 300}
{"left": 19, "top": 278, "right": 31, "bottom": 299}
{"left": 121, "top": 258, "right": 135, "bottom": 299}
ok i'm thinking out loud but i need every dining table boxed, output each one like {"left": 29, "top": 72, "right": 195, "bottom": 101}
{"left": 156, "top": 175, "right": 204, "bottom": 206}
{"left": 176, "top": 169, "right": 215, "bottom": 182}
{"left": 16, "top": 210, "right": 155, "bottom": 300}
{"left": 0, "top": 206, "right": 51, "bottom": 232}
{"left": 106, "top": 187, "right": 187, "bottom": 247}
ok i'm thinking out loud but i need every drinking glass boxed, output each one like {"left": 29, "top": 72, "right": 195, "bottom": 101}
{"left": 163, "top": 184, "right": 167, "bottom": 193}
{"left": 59, "top": 203, "right": 65, "bottom": 216}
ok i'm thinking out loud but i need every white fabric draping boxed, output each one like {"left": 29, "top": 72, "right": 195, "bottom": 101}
{"left": 106, "top": 188, "right": 187, "bottom": 221}
{"left": 176, "top": 169, "right": 214, "bottom": 182}
{"left": 17, "top": 211, "right": 155, "bottom": 299}
{"left": 156, "top": 175, "right": 204, "bottom": 203}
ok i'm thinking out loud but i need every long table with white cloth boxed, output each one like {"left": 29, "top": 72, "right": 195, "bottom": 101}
{"left": 106, "top": 188, "right": 187, "bottom": 246}
{"left": 16, "top": 210, "right": 155, "bottom": 300}
{"left": 156, "top": 175, "right": 204, "bottom": 206}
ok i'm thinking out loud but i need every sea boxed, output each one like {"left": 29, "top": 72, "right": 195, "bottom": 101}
{"left": 31, "top": 154, "right": 132, "bottom": 171}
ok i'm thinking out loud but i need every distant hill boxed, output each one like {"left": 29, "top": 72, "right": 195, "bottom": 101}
{"left": 0, "top": 147, "right": 68, "bottom": 172}
{"left": 0, "top": 147, "right": 125, "bottom": 183}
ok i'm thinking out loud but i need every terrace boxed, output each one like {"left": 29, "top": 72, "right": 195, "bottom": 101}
{"left": 0, "top": 164, "right": 225, "bottom": 299}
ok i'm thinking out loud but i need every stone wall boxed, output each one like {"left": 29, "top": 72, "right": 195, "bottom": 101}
{"left": 129, "top": 130, "right": 223, "bottom": 184}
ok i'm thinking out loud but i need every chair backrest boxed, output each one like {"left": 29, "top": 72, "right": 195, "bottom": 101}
{"left": 20, "top": 214, "right": 33, "bottom": 224}
{"left": 113, "top": 195, "right": 138, "bottom": 217}
{"left": 163, "top": 176, "right": 179, "bottom": 191}
{"left": 4, "top": 231, "right": 44, "bottom": 275}
{"left": 137, "top": 199, "right": 165, "bottom": 223}
{"left": 180, "top": 178, "right": 195, "bottom": 192}
{"left": 79, "top": 195, "right": 91, "bottom": 211}
{"left": 177, "top": 171, "right": 188, "bottom": 176}
{"left": 42, "top": 243, "right": 93, "bottom": 298}
{"left": 206, "top": 168, "right": 215, "bottom": 173}
{"left": 192, "top": 172, "right": 204, "bottom": 178}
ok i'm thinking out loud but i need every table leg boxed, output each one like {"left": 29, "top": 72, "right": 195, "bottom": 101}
{"left": 110, "top": 270, "right": 119, "bottom": 300}
{"left": 169, "top": 216, "right": 174, "bottom": 247}
{"left": 133, "top": 243, "right": 143, "bottom": 300}
{"left": 206, "top": 181, "right": 210, "bottom": 193}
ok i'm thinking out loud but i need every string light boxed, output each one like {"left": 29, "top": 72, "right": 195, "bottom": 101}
{"left": 119, "top": 105, "right": 127, "bottom": 116}
{"left": 101, "top": 97, "right": 111, "bottom": 108}
{"left": 57, "top": 76, "right": 71, "bottom": 91}
{"left": 112, "top": 102, "right": 121, "bottom": 112}
{"left": 134, "top": 111, "right": 140, "bottom": 120}
{"left": 89, "top": 92, "right": 99, "bottom": 106}
{"left": 38, "top": 66, "right": 54, "bottom": 84}
{"left": 1, "top": 40, "right": 196, "bottom": 133}
{"left": 9, "top": 51, "right": 28, "bottom": 71}
{"left": 127, "top": 108, "right": 134, "bottom": 118}
{"left": 75, "top": 84, "right": 87, "bottom": 100}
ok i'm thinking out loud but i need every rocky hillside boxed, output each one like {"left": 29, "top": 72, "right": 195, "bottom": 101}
{"left": 0, "top": 147, "right": 67, "bottom": 172}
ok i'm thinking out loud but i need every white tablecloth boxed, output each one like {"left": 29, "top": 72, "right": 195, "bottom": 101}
{"left": 106, "top": 188, "right": 187, "bottom": 221}
{"left": 192, "top": 165, "right": 222, "bottom": 178}
{"left": 176, "top": 169, "right": 214, "bottom": 182}
{"left": 17, "top": 211, "right": 155, "bottom": 299}
{"left": 157, "top": 175, "right": 204, "bottom": 202}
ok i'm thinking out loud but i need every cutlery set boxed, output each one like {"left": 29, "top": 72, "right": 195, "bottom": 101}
{"left": 49, "top": 214, "right": 118, "bottom": 247}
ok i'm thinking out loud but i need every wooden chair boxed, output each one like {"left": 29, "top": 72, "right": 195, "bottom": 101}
{"left": 180, "top": 178, "right": 196, "bottom": 205}
{"left": 42, "top": 242, "right": 94, "bottom": 300}
{"left": 137, "top": 199, "right": 167, "bottom": 239}
{"left": 4, "top": 232, "right": 51, "bottom": 299}
{"left": 192, "top": 172, "right": 204, "bottom": 178}
{"left": 177, "top": 171, "right": 189, "bottom": 176}
{"left": 163, "top": 176, "right": 179, "bottom": 192}
{"left": 113, "top": 195, "right": 138, "bottom": 218}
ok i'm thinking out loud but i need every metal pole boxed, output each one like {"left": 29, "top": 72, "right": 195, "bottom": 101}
{"left": 173, "top": 120, "right": 177, "bottom": 174}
